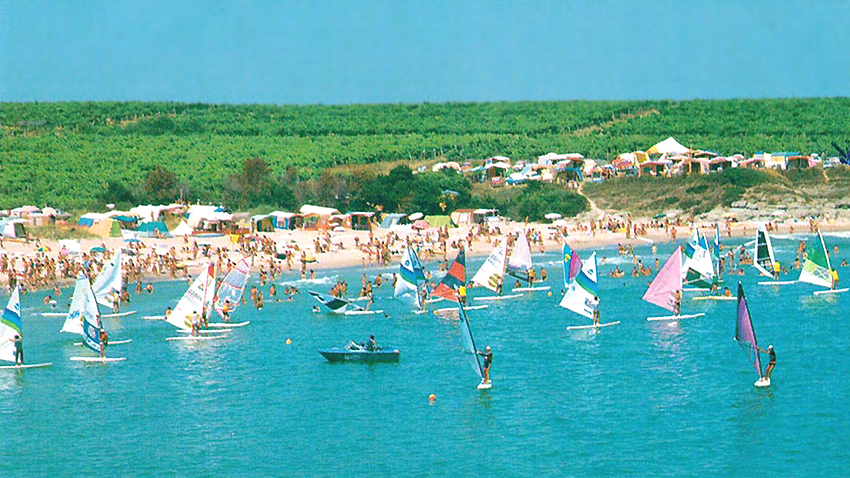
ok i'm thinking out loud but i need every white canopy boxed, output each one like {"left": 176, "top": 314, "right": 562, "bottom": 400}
{"left": 299, "top": 205, "right": 340, "bottom": 216}
{"left": 646, "top": 137, "right": 690, "bottom": 156}
{"left": 171, "top": 220, "right": 193, "bottom": 236}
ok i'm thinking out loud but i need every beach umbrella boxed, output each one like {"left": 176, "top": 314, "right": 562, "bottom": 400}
{"left": 90, "top": 246, "right": 107, "bottom": 253}
{"left": 123, "top": 238, "right": 141, "bottom": 243}
{"left": 544, "top": 213, "right": 562, "bottom": 220}
{"left": 412, "top": 219, "right": 430, "bottom": 230}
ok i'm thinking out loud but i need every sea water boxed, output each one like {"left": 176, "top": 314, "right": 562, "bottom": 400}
{"left": 3, "top": 233, "right": 850, "bottom": 476}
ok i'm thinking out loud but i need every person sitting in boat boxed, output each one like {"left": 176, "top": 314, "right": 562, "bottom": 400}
{"left": 10, "top": 333, "right": 23, "bottom": 365}
{"left": 477, "top": 346, "right": 493, "bottom": 384}
{"left": 366, "top": 334, "right": 377, "bottom": 352}
{"left": 99, "top": 328, "right": 109, "bottom": 359}
{"left": 757, "top": 345, "right": 776, "bottom": 380}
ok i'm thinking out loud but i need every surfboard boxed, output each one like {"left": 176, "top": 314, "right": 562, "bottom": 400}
{"left": 682, "top": 287, "right": 709, "bottom": 292}
{"left": 646, "top": 312, "right": 706, "bottom": 321}
{"left": 512, "top": 286, "right": 551, "bottom": 292}
{"left": 207, "top": 321, "right": 250, "bottom": 328}
{"left": 477, "top": 381, "right": 492, "bottom": 390}
{"left": 813, "top": 288, "right": 849, "bottom": 295}
{"left": 423, "top": 297, "right": 445, "bottom": 304}
{"left": 433, "top": 305, "right": 489, "bottom": 315}
{"left": 141, "top": 315, "right": 165, "bottom": 320}
{"left": 343, "top": 310, "right": 384, "bottom": 316}
{"left": 692, "top": 296, "right": 736, "bottom": 301}
{"left": 0, "top": 362, "right": 52, "bottom": 369}
{"left": 74, "top": 339, "right": 132, "bottom": 346}
{"left": 166, "top": 335, "right": 228, "bottom": 341}
{"left": 755, "top": 377, "right": 771, "bottom": 387}
{"left": 101, "top": 310, "right": 137, "bottom": 318}
{"left": 41, "top": 312, "right": 67, "bottom": 317}
{"left": 70, "top": 357, "right": 126, "bottom": 363}
{"left": 179, "top": 328, "right": 229, "bottom": 335}
{"left": 567, "top": 321, "right": 621, "bottom": 330}
{"left": 473, "top": 293, "right": 523, "bottom": 302}
{"left": 757, "top": 280, "right": 797, "bottom": 285}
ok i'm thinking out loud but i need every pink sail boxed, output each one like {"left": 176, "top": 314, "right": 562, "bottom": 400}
{"left": 642, "top": 246, "right": 682, "bottom": 312}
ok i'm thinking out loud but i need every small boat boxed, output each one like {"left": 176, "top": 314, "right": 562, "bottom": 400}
{"left": 318, "top": 343, "right": 400, "bottom": 363}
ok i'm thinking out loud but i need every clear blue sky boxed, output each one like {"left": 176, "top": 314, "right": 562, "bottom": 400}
{"left": 2, "top": 0, "right": 848, "bottom": 104}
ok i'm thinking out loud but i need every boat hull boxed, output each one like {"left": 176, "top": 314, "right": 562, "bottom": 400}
{"left": 318, "top": 348, "right": 400, "bottom": 363}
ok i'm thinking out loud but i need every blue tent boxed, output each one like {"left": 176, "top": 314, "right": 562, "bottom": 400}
{"left": 136, "top": 221, "right": 172, "bottom": 238}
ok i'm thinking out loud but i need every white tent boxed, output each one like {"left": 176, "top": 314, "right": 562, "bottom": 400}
{"left": 171, "top": 220, "right": 193, "bottom": 236}
{"left": 646, "top": 137, "right": 690, "bottom": 156}
{"left": 299, "top": 205, "right": 340, "bottom": 216}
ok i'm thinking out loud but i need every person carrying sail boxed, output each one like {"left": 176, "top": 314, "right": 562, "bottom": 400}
{"left": 477, "top": 346, "right": 493, "bottom": 384}
{"left": 757, "top": 345, "right": 776, "bottom": 380}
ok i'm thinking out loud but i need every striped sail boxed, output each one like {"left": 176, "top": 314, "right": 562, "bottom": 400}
{"left": 457, "top": 302, "right": 484, "bottom": 381}
{"left": 309, "top": 291, "right": 363, "bottom": 314}
{"left": 562, "top": 243, "right": 583, "bottom": 289}
{"left": 753, "top": 225, "right": 776, "bottom": 278}
{"left": 167, "top": 263, "right": 216, "bottom": 331}
{"left": 80, "top": 281, "right": 103, "bottom": 354}
{"left": 506, "top": 232, "right": 533, "bottom": 281}
{"left": 214, "top": 257, "right": 251, "bottom": 318}
{"left": 394, "top": 246, "right": 427, "bottom": 308}
{"left": 471, "top": 242, "right": 508, "bottom": 293}
{"left": 735, "top": 283, "right": 762, "bottom": 379}
{"left": 559, "top": 252, "right": 599, "bottom": 319}
{"left": 431, "top": 250, "right": 466, "bottom": 302}
{"left": 713, "top": 223, "right": 722, "bottom": 280}
{"left": 798, "top": 230, "right": 834, "bottom": 289}
{"left": 683, "top": 229, "right": 714, "bottom": 287}
{"left": 0, "top": 286, "right": 22, "bottom": 363}
{"left": 642, "top": 247, "right": 683, "bottom": 312}
{"left": 91, "top": 249, "right": 123, "bottom": 308}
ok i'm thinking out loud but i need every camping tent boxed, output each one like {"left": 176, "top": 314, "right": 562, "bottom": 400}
{"left": 0, "top": 219, "right": 27, "bottom": 239}
{"left": 646, "top": 137, "right": 691, "bottom": 156}
{"left": 270, "top": 211, "right": 298, "bottom": 230}
{"left": 172, "top": 220, "right": 193, "bottom": 236}
{"left": 136, "top": 221, "right": 172, "bottom": 238}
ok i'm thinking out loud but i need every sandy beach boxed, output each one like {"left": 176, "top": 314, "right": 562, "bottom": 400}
{"left": 4, "top": 214, "right": 849, "bottom": 291}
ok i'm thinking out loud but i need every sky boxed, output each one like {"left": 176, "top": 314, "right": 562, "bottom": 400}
{"left": 1, "top": 0, "right": 848, "bottom": 104}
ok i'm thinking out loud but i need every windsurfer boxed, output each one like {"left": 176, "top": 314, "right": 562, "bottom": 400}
{"left": 10, "top": 333, "right": 23, "bottom": 365}
{"left": 591, "top": 296, "right": 600, "bottom": 326}
{"left": 477, "top": 346, "right": 492, "bottom": 384}
{"left": 831, "top": 269, "right": 839, "bottom": 290}
{"left": 99, "top": 328, "right": 108, "bottom": 358}
{"left": 673, "top": 289, "right": 682, "bottom": 315}
{"left": 459, "top": 285, "right": 467, "bottom": 305}
{"left": 758, "top": 345, "right": 776, "bottom": 380}
{"left": 772, "top": 261, "right": 781, "bottom": 280}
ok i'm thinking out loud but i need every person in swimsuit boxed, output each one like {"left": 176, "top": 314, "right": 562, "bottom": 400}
{"left": 477, "top": 346, "right": 493, "bottom": 384}
{"left": 98, "top": 328, "right": 109, "bottom": 358}
{"left": 590, "top": 296, "right": 600, "bottom": 326}
{"left": 673, "top": 289, "right": 682, "bottom": 315}
{"left": 757, "top": 344, "right": 776, "bottom": 380}
{"left": 10, "top": 333, "right": 23, "bottom": 365}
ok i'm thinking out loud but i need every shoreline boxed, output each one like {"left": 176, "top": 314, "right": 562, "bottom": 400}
{"left": 4, "top": 216, "right": 850, "bottom": 291}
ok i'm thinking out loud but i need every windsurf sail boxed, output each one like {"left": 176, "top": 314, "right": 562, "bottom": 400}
{"left": 309, "top": 291, "right": 364, "bottom": 314}
{"left": 642, "top": 246, "right": 683, "bottom": 312}
{"left": 62, "top": 273, "right": 94, "bottom": 335}
{"left": 559, "top": 252, "right": 599, "bottom": 319}
{"left": 457, "top": 301, "right": 484, "bottom": 381}
{"left": 471, "top": 242, "right": 509, "bottom": 294}
{"left": 682, "top": 229, "right": 714, "bottom": 288}
{"left": 753, "top": 225, "right": 776, "bottom": 278}
{"left": 80, "top": 283, "right": 103, "bottom": 354}
{"left": 735, "top": 282, "right": 763, "bottom": 379}
{"left": 0, "top": 286, "right": 23, "bottom": 362}
{"left": 798, "top": 230, "right": 835, "bottom": 289}
{"left": 394, "top": 246, "right": 428, "bottom": 308}
{"left": 713, "top": 223, "right": 722, "bottom": 280}
{"left": 505, "top": 232, "right": 533, "bottom": 281}
{"left": 431, "top": 250, "right": 466, "bottom": 302}
{"left": 214, "top": 257, "right": 251, "bottom": 318}
{"left": 562, "top": 243, "right": 583, "bottom": 289}
{"left": 91, "top": 249, "right": 123, "bottom": 308}
{"left": 167, "top": 263, "right": 216, "bottom": 331}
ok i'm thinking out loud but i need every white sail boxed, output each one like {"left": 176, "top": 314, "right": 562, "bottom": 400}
{"left": 167, "top": 263, "right": 216, "bottom": 331}
{"left": 80, "top": 283, "right": 103, "bottom": 353}
{"left": 214, "top": 257, "right": 251, "bottom": 318}
{"left": 62, "top": 273, "right": 94, "bottom": 334}
{"left": 506, "top": 232, "right": 533, "bottom": 280}
{"left": 471, "top": 242, "right": 508, "bottom": 293}
{"left": 91, "top": 249, "right": 123, "bottom": 308}
{"left": 559, "top": 252, "right": 598, "bottom": 319}
{"left": 753, "top": 225, "right": 776, "bottom": 278}
{"left": 394, "top": 246, "right": 426, "bottom": 308}
{"left": 0, "top": 286, "right": 22, "bottom": 362}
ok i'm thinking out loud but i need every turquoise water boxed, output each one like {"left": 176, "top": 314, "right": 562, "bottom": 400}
{"left": 3, "top": 233, "right": 850, "bottom": 476}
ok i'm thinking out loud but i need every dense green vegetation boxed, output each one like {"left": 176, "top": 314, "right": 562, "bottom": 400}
{"left": 1, "top": 99, "right": 849, "bottom": 214}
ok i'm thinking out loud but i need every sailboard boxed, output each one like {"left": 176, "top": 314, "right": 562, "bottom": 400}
{"left": 471, "top": 242, "right": 516, "bottom": 300}
{"left": 561, "top": 252, "right": 619, "bottom": 330}
{"left": 70, "top": 357, "right": 127, "bottom": 363}
{"left": 91, "top": 248, "right": 124, "bottom": 309}
{"left": 166, "top": 335, "right": 228, "bottom": 342}
{"left": 433, "top": 304, "right": 489, "bottom": 317}
{"left": 101, "top": 310, "right": 137, "bottom": 318}
{"left": 166, "top": 263, "right": 216, "bottom": 331}
{"left": 0, "top": 286, "right": 52, "bottom": 369}
{"left": 644, "top": 247, "right": 704, "bottom": 321}
{"left": 68, "top": 272, "right": 125, "bottom": 362}
{"left": 505, "top": 231, "right": 548, "bottom": 291}
{"left": 682, "top": 228, "right": 715, "bottom": 289}
{"left": 207, "top": 321, "right": 250, "bottom": 328}
{"left": 753, "top": 224, "right": 778, "bottom": 278}
{"left": 692, "top": 295, "right": 736, "bottom": 301}
{"left": 213, "top": 257, "right": 251, "bottom": 319}
{"left": 74, "top": 339, "right": 132, "bottom": 346}
{"left": 456, "top": 302, "right": 490, "bottom": 389}
{"left": 394, "top": 246, "right": 428, "bottom": 310}
{"left": 799, "top": 229, "right": 844, "bottom": 295}
{"left": 734, "top": 282, "right": 769, "bottom": 387}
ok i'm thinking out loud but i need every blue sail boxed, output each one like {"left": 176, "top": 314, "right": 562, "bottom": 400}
{"left": 457, "top": 302, "right": 484, "bottom": 380}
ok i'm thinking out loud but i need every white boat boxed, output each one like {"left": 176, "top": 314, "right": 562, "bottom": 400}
{"left": 561, "top": 252, "right": 619, "bottom": 330}
{"left": 734, "top": 283, "right": 770, "bottom": 387}
{"left": 213, "top": 257, "right": 251, "bottom": 322}
{"left": 67, "top": 272, "right": 125, "bottom": 363}
{"left": 0, "top": 286, "right": 52, "bottom": 369}
{"left": 456, "top": 302, "right": 491, "bottom": 389}
{"left": 799, "top": 229, "right": 844, "bottom": 295}
{"left": 394, "top": 246, "right": 428, "bottom": 311}
{"left": 643, "top": 246, "right": 704, "bottom": 321}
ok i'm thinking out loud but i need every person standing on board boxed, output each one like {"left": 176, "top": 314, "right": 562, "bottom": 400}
{"left": 673, "top": 289, "right": 682, "bottom": 315}
{"left": 477, "top": 346, "right": 493, "bottom": 384}
{"left": 590, "top": 296, "right": 600, "bottom": 326}
{"left": 772, "top": 261, "right": 781, "bottom": 280}
{"left": 10, "top": 333, "right": 23, "bottom": 365}
{"left": 757, "top": 345, "right": 776, "bottom": 380}
{"left": 99, "top": 328, "right": 109, "bottom": 359}
{"left": 831, "top": 269, "right": 839, "bottom": 290}
{"left": 459, "top": 285, "right": 467, "bottom": 305}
